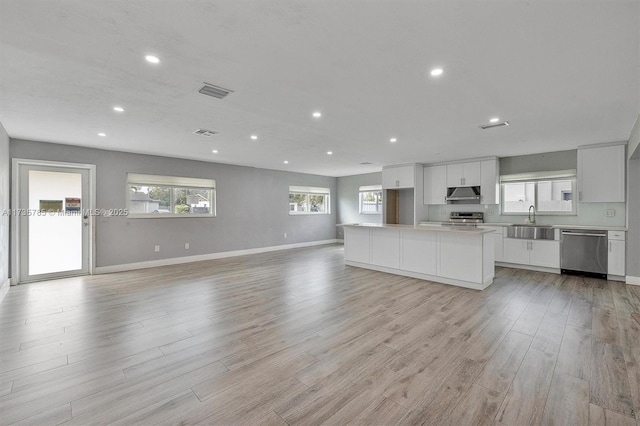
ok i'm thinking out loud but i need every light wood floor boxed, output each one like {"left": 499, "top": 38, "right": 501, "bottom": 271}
{"left": 1, "top": 244, "right": 640, "bottom": 425}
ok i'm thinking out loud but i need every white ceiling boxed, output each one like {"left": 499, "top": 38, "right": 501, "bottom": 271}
{"left": 1, "top": 0, "right": 638, "bottom": 177}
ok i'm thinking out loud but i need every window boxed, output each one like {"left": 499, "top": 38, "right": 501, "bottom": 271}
{"left": 127, "top": 173, "right": 215, "bottom": 218}
{"left": 501, "top": 170, "right": 576, "bottom": 215}
{"left": 359, "top": 185, "right": 383, "bottom": 214}
{"left": 289, "top": 186, "right": 330, "bottom": 215}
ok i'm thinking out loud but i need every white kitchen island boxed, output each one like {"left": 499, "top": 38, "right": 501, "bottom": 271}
{"left": 341, "top": 224, "right": 495, "bottom": 290}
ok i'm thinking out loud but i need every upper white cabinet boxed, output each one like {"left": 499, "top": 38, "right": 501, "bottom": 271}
{"left": 383, "top": 165, "right": 416, "bottom": 189}
{"left": 446, "top": 162, "right": 481, "bottom": 187}
{"left": 577, "top": 144, "right": 625, "bottom": 202}
{"left": 423, "top": 165, "right": 447, "bottom": 205}
{"left": 480, "top": 159, "right": 499, "bottom": 205}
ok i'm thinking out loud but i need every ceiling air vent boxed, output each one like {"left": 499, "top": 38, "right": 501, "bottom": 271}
{"left": 193, "top": 129, "right": 218, "bottom": 137}
{"left": 198, "top": 83, "right": 233, "bottom": 99}
{"left": 360, "top": 162, "right": 372, "bottom": 165}
{"left": 479, "top": 121, "right": 510, "bottom": 130}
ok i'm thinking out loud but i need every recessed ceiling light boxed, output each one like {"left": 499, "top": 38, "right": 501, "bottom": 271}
{"left": 283, "top": 160, "right": 289, "bottom": 164}
{"left": 390, "top": 138, "right": 397, "bottom": 143}
{"left": 489, "top": 117, "right": 500, "bottom": 123}
{"left": 312, "top": 111, "right": 322, "bottom": 118}
{"left": 113, "top": 106, "right": 124, "bottom": 112}
{"left": 145, "top": 55, "right": 160, "bottom": 64}
{"left": 250, "top": 135, "right": 258, "bottom": 140}
{"left": 97, "top": 132, "right": 106, "bottom": 137}
{"left": 327, "top": 151, "right": 333, "bottom": 155}
{"left": 430, "top": 68, "right": 443, "bottom": 77}
{"left": 212, "top": 150, "right": 218, "bottom": 153}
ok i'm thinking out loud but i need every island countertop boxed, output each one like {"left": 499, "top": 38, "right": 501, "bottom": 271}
{"left": 338, "top": 223, "right": 495, "bottom": 235}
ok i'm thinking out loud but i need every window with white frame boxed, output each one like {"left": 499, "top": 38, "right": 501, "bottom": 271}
{"left": 358, "top": 185, "right": 383, "bottom": 214}
{"left": 501, "top": 170, "right": 576, "bottom": 215}
{"left": 127, "top": 173, "right": 216, "bottom": 218}
{"left": 289, "top": 186, "right": 330, "bottom": 215}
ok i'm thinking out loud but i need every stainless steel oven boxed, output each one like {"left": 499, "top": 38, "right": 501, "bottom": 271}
{"left": 560, "top": 229, "right": 607, "bottom": 278}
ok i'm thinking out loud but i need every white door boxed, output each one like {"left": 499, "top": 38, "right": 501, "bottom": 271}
{"left": 17, "top": 163, "right": 93, "bottom": 282}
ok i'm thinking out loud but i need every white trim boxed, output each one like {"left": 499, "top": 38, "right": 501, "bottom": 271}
{"left": 0, "top": 278, "right": 9, "bottom": 304}
{"left": 345, "top": 260, "right": 493, "bottom": 291}
{"left": 95, "top": 239, "right": 339, "bottom": 274}
{"left": 336, "top": 239, "right": 344, "bottom": 244}
{"left": 627, "top": 276, "right": 640, "bottom": 285}
{"left": 127, "top": 173, "right": 215, "bottom": 188}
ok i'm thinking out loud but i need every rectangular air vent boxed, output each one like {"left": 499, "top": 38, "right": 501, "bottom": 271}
{"left": 479, "top": 121, "right": 510, "bottom": 130}
{"left": 198, "top": 83, "right": 233, "bottom": 99}
{"left": 360, "top": 162, "right": 372, "bottom": 165}
{"left": 193, "top": 129, "right": 218, "bottom": 137}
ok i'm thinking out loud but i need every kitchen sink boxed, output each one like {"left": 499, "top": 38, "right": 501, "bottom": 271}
{"left": 506, "top": 225, "right": 555, "bottom": 240}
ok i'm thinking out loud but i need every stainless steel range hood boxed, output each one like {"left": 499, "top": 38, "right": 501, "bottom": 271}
{"left": 446, "top": 186, "right": 481, "bottom": 204}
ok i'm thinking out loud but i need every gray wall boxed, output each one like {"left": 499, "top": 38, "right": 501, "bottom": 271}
{"left": 0, "top": 122, "right": 9, "bottom": 288}
{"left": 499, "top": 150, "right": 577, "bottom": 175}
{"left": 336, "top": 172, "right": 382, "bottom": 239}
{"left": 10, "top": 139, "right": 337, "bottom": 268}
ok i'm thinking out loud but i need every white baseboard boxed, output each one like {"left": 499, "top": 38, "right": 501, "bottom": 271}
{"left": 627, "top": 276, "right": 640, "bottom": 285}
{"left": 495, "top": 262, "right": 560, "bottom": 275}
{"left": 0, "top": 278, "right": 10, "bottom": 305}
{"left": 336, "top": 239, "right": 344, "bottom": 244}
{"left": 95, "top": 239, "right": 340, "bottom": 274}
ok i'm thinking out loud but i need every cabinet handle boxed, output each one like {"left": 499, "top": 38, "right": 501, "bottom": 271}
{"left": 609, "top": 241, "right": 612, "bottom": 252}
{"left": 578, "top": 191, "right": 582, "bottom": 201}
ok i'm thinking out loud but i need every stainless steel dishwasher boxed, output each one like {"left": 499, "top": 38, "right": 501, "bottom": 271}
{"left": 560, "top": 229, "right": 607, "bottom": 278}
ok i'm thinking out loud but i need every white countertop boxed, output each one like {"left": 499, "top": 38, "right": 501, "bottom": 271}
{"left": 339, "top": 223, "right": 494, "bottom": 234}
{"left": 418, "top": 221, "right": 627, "bottom": 232}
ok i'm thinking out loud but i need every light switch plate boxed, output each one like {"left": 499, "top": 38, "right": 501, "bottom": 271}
{"left": 605, "top": 209, "right": 615, "bottom": 217}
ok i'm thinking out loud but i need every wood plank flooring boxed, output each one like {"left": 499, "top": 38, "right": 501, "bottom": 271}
{"left": 1, "top": 244, "right": 639, "bottom": 425}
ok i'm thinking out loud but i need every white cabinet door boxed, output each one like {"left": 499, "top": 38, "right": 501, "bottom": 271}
{"left": 530, "top": 240, "right": 560, "bottom": 268}
{"left": 503, "top": 238, "right": 530, "bottom": 265}
{"left": 401, "top": 230, "right": 437, "bottom": 275}
{"left": 439, "top": 233, "right": 482, "bottom": 283}
{"left": 396, "top": 165, "right": 415, "bottom": 188}
{"left": 578, "top": 144, "right": 625, "bottom": 202}
{"left": 463, "top": 162, "right": 481, "bottom": 186}
{"left": 480, "top": 159, "right": 499, "bottom": 204}
{"left": 371, "top": 228, "right": 400, "bottom": 269}
{"left": 608, "top": 239, "right": 625, "bottom": 276}
{"left": 446, "top": 163, "right": 465, "bottom": 187}
{"left": 483, "top": 226, "right": 504, "bottom": 262}
{"left": 345, "top": 227, "right": 370, "bottom": 264}
{"left": 383, "top": 166, "right": 415, "bottom": 189}
{"left": 423, "top": 165, "right": 447, "bottom": 205}
{"left": 382, "top": 168, "right": 398, "bottom": 189}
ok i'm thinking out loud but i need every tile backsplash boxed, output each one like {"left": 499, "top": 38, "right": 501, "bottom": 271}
{"left": 426, "top": 202, "right": 626, "bottom": 227}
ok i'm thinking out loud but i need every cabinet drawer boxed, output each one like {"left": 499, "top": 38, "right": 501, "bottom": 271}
{"left": 608, "top": 231, "right": 626, "bottom": 241}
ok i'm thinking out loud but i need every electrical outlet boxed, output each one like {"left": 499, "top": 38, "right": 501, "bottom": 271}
{"left": 605, "top": 209, "right": 615, "bottom": 217}
{"left": 184, "top": 243, "right": 190, "bottom": 250}
{"left": 154, "top": 245, "right": 160, "bottom": 252}
{"left": 284, "top": 232, "right": 287, "bottom": 239}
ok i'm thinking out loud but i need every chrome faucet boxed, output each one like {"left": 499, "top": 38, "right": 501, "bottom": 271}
{"left": 528, "top": 205, "right": 536, "bottom": 224}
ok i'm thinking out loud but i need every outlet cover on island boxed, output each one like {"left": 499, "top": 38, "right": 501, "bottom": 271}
{"left": 184, "top": 243, "right": 190, "bottom": 250}
{"left": 154, "top": 245, "right": 160, "bottom": 252}
{"left": 284, "top": 232, "right": 287, "bottom": 239}
{"left": 605, "top": 209, "right": 615, "bottom": 217}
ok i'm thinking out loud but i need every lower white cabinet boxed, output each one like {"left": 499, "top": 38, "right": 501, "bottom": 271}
{"left": 344, "top": 226, "right": 370, "bottom": 264}
{"left": 401, "top": 231, "right": 437, "bottom": 275}
{"left": 483, "top": 226, "right": 504, "bottom": 262}
{"left": 439, "top": 233, "right": 483, "bottom": 283}
{"left": 371, "top": 229, "right": 400, "bottom": 269}
{"left": 503, "top": 238, "right": 559, "bottom": 269}
{"left": 608, "top": 231, "right": 626, "bottom": 277}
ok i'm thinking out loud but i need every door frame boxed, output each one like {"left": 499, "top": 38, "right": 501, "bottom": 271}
{"left": 11, "top": 159, "right": 96, "bottom": 284}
